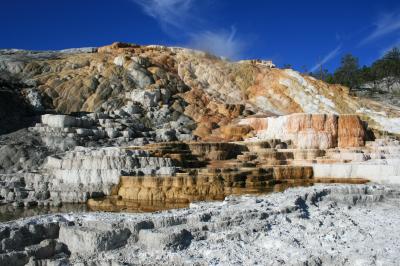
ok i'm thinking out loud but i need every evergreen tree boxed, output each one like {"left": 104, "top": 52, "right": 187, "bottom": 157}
{"left": 371, "top": 47, "right": 400, "bottom": 80}
{"left": 332, "top": 54, "right": 360, "bottom": 89}
{"left": 358, "top": 65, "right": 375, "bottom": 83}
{"left": 311, "top": 68, "right": 332, "bottom": 82}
{"left": 313, "top": 47, "right": 400, "bottom": 89}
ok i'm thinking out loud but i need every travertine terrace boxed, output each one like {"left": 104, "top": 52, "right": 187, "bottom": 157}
{"left": 1, "top": 43, "right": 400, "bottom": 265}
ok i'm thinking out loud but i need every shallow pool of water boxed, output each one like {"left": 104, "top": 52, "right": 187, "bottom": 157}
{"left": 0, "top": 204, "right": 89, "bottom": 223}
{"left": 0, "top": 178, "right": 367, "bottom": 222}
{"left": 87, "top": 181, "right": 311, "bottom": 212}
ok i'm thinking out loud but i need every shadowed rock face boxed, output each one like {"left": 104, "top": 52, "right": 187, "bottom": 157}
{"left": 0, "top": 78, "right": 38, "bottom": 135}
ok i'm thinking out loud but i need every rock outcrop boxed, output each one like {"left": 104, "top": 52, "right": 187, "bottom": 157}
{"left": 0, "top": 78, "right": 37, "bottom": 134}
{"left": 356, "top": 77, "right": 400, "bottom": 106}
{"left": 240, "top": 113, "right": 370, "bottom": 149}
{"left": 38, "top": 147, "right": 176, "bottom": 203}
{"left": 338, "top": 114, "right": 366, "bottom": 147}
{"left": 312, "top": 138, "right": 400, "bottom": 183}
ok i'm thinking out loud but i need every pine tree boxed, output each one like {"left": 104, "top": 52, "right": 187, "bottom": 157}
{"left": 332, "top": 54, "right": 360, "bottom": 89}
{"left": 371, "top": 47, "right": 400, "bottom": 80}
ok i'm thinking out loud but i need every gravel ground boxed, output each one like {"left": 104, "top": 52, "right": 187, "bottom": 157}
{"left": 1, "top": 183, "right": 400, "bottom": 265}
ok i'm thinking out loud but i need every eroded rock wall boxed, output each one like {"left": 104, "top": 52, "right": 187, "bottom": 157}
{"left": 338, "top": 115, "right": 366, "bottom": 147}
{"left": 240, "top": 113, "right": 370, "bottom": 149}
{"left": 41, "top": 147, "right": 177, "bottom": 203}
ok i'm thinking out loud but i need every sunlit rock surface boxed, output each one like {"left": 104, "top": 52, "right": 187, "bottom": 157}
{"left": 2, "top": 184, "right": 400, "bottom": 265}
{"left": 240, "top": 113, "right": 369, "bottom": 149}
{"left": 1, "top": 42, "right": 400, "bottom": 138}
{"left": 1, "top": 42, "right": 400, "bottom": 264}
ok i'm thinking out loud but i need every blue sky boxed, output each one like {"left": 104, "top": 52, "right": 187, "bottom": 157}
{"left": 1, "top": 0, "right": 400, "bottom": 72}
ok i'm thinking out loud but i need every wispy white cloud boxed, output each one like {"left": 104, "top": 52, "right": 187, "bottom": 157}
{"left": 187, "top": 27, "right": 245, "bottom": 59}
{"left": 131, "top": 0, "right": 246, "bottom": 59}
{"left": 311, "top": 45, "right": 342, "bottom": 72}
{"left": 132, "top": 0, "right": 195, "bottom": 32}
{"left": 360, "top": 11, "right": 400, "bottom": 46}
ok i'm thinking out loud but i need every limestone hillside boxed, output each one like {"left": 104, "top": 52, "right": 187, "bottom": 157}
{"left": 1, "top": 42, "right": 400, "bottom": 139}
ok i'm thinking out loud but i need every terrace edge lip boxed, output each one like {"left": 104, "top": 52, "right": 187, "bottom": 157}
{"left": 2, "top": 183, "right": 400, "bottom": 264}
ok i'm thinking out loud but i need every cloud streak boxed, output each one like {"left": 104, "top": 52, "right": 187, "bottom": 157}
{"left": 311, "top": 45, "right": 342, "bottom": 72}
{"left": 187, "top": 27, "right": 245, "bottom": 59}
{"left": 132, "top": 0, "right": 195, "bottom": 32}
{"left": 360, "top": 11, "right": 400, "bottom": 46}
{"left": 131, "top": 0, "right": 246, "bottom": 59}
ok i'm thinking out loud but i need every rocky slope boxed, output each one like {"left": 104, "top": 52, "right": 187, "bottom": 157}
{"left": 1, "top": 42, "right": 400, "bottom": 140}
{"left": 357, "top": 77, "right": 400, "bottom": 106}
{"left": 2, "top": 42, "right": 400, "bottom": 264}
